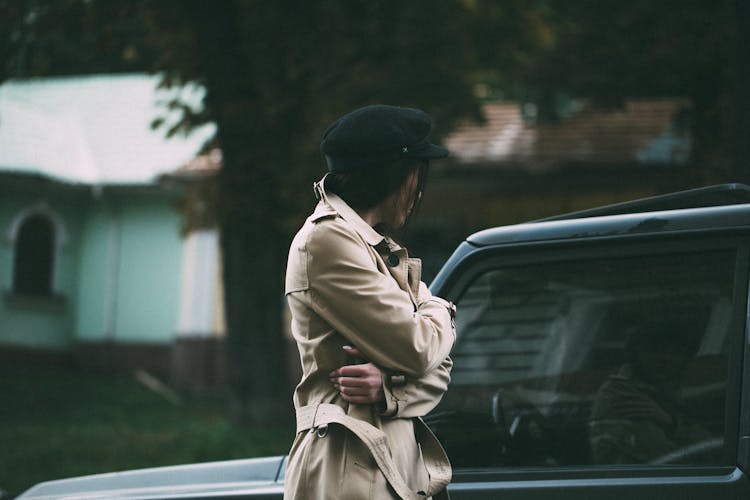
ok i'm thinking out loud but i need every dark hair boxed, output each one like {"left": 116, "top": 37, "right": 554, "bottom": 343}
{"left": 624, "top": 315, "right": 701, "bottom": 366}
{"left": 324, "top": 158, "right": 429, "bottom": 213}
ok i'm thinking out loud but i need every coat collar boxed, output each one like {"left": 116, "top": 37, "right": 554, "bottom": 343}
{"left": 312, "top": 176, "right": 386, "bottom": 248}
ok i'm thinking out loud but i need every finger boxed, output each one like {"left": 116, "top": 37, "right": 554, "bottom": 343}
{"left": 335, "top": 365, "right": 370, "bottom": 377}
{"left": 338, "top": 387, "right": 379, "bottom": 402}
{"left": 336, "top": 385, "right": 369, "bottom": 397}
{"left": 343, "top": 346, "right": 365, "bottom": 358}
{"left": 334, "top": 376, "right": 369, "bottom": 388}
{"left": 331, "top": 362, "right": 383, "bottom": 379}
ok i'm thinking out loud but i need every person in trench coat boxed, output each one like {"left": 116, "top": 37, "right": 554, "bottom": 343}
{"left": 284, "top": 105, "right": 456, "bottom": 499}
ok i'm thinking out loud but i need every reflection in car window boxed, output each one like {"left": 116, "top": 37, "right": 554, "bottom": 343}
{"left": 428, "top": 250, "right": 733, "bottom": 468}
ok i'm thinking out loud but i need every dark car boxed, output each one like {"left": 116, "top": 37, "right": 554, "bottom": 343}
{"left": 19, "top": 184, "right": 750, "bottom": 499}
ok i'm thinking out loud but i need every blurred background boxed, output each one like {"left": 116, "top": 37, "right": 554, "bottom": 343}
{"left": 0, "top": 0, "right": 746, "bottom": 496}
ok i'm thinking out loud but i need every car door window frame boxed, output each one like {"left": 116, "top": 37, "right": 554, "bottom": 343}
{"left": 434, "top": 232, "right": 749, "bottom": 483}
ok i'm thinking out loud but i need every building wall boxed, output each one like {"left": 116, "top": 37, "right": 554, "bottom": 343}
{"left": 0, "top": 178, "right": 185, "bottom": 353}
{"left": 73, "top": 204, "right": 111, "bottom": 342}
{"left": 176, "top": 229, "right": 225, "bottom": 337}
{"left": 115, "top": 196, "right": 182, "bottom": 342}
{"left": 0, "top": 186, "right": 85, "bottom": 349}
{"left": 75, "top": 192, "right": 183, "bottom": 344}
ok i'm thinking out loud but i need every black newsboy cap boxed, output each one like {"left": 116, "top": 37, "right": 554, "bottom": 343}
{"left": 320, "top": 104, "right": 448, "bottom": 172}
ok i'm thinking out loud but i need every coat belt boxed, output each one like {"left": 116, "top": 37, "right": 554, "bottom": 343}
{"left": 295, "top": 403, "right": 451, "bottom": 500}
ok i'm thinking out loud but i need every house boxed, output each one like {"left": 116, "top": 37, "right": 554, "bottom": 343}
{"left": 0, "top": 74, "right": 225, "bottom": 388}
{"left": 0, "top": 73, "right": 697, "bottom": 388}
{"left": 429, "top": 99, "right": 694, "bottom": 225}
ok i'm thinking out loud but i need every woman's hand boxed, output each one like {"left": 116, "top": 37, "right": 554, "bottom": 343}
{"left": 330, "top": 346, "right": 385, "bottom": 404}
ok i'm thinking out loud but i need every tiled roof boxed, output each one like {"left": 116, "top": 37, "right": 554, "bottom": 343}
{"left": 169, "top": 149, "right": 223, "bottom": 179}
{"left": 0, "top": 74, "right": 215, "bottom": 185}
{"left": 444, "top": 99, "right": 691, "bottom": 170}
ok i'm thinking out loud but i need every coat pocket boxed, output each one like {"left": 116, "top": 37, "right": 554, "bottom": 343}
{"left": 340, "top": 430, "right": 377, "bottom": 499}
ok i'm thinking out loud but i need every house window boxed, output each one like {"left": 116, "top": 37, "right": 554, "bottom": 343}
{"left": 12, "top": 214, "right": 55, "bottom": 297}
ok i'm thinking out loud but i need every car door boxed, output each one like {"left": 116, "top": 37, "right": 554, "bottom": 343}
{"left": 429, "top": 233, "right": 750, "bottom": 499}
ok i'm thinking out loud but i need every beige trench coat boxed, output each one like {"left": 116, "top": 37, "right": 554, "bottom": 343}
{"left": 283, "top": 182, "right": 455, "bottom": 500}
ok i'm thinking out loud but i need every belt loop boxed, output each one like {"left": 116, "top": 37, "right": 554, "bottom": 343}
{"left": 308, "top": 403, "right": 321, "bottom": 433}
{"left": 314, "top": 403, "right": 320, "bottom": 424}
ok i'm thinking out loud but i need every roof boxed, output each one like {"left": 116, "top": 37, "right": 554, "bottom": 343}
{"left": 539, "top": 183, "right": 750, "bottom": 221}
{"left": 443, "top": 99, "right": 691, "bottom": 170}
{"left": 466, "top": 202, "right": 750, "bottom": 249}
{"left": 169, "top": 148, "right": 223, "bottom": 180}
{"left": 467, "top": 184, "right": 750, "bottom": 247}
{"left": 0, "top": 73, "right": 216, "bottom": 185}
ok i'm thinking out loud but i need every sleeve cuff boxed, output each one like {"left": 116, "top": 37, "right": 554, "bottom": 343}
{"left": 416, "top": 284, "right": 456, "bottom": 320}
{"left": 379, "top": 372, "right": 407, "bottom": 417}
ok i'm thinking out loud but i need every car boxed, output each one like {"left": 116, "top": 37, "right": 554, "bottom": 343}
{"left": 18, "top": 183, "right": 750, "bottom": 499}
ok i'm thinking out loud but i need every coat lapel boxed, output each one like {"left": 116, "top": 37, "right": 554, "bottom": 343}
{"left": 314, "top": 177, "right": 420, "bottom": 308}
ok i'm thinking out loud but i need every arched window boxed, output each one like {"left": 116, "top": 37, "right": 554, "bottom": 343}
{"left": 12, "top": 214, "right": 55, "bottom": 296}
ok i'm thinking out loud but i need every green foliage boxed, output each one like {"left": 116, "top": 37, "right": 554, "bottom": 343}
{"left": 2, "top": 1, "right": 739, "bottom": 167}
{"left": 0, "top": 360, "right": 293, "bottom": 497}
{"left": 0, "top": 0, "right": 155, "bottom": 80}
{"left": 464, "top": 0, "right": 737, "bottom": 170}
{"left": 134, "top": 0, "right": 492, "bottom": 423}
{"left": 0, "top": 0, "right": 742, "bottom": 423}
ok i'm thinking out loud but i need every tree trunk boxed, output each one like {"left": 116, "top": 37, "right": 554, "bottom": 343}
{"left": 221, "top": 202, "right": 290, "bottom": 424}
{"left": 183, "top": 0, "right": 291, "bottom": 424}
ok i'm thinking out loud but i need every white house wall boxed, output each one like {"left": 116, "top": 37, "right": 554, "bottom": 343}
{"left": 74, "top": 193, "right": 183, "bottom": 344}
{"left": 74, "top": 202, "right": 114, "bottom": 342}
{"left": 177, "top": 229, "right": 225, "bottom": 337}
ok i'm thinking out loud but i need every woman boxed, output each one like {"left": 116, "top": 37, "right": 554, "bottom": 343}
{"left": 284, "top": 105, "right": 456, "bottom": 499}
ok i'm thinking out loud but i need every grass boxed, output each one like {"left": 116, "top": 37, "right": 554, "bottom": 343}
{"left": 0, "top": 358, "right": 294, "bottom": 498}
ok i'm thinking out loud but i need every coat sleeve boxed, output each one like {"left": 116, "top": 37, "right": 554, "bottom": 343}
{"left": 379, "top": 280, "right": 455, "bottom": 418}
{"left": 380, "top": 356, "right": 452, "bottom": 418}
{"left": 306, "top": 219, "right": 455, "bottom": 377}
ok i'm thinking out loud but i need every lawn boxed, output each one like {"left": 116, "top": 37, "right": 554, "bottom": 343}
{"left": 0, "top": 357, "right": 294, "bottom": 498}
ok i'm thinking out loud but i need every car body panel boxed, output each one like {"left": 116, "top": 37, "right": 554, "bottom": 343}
{"left": 17, "top": 456, "right": 286, "bottom": 500}
{"left": 448, "top": 467, "right": 749, "bottom": 499}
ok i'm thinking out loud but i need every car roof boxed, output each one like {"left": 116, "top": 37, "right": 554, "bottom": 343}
{"left": 467, "top": 184, "right": 750, "bottom": 248}
{"left": 538, "top": 183, "right": 750, "bottom": 221}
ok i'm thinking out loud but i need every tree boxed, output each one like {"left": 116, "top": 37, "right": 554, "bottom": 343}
{"left": 142, "top": 0, "right": 482, "bottom": 423}
{"left": 467, "top": 0, "right": 739, "bottom": 178}
{"left": 1, "top": 0, "right": 484, "bottom": 423}
{"left": 1, "top": 0, "right": 155, "bottom": 80}
{"left": 2, "top": 0, "right": 743, "bottom": 423}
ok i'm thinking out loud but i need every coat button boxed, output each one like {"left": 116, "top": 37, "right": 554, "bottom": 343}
{"left": 386, "top": 254, "right": 400, "bottom": 267}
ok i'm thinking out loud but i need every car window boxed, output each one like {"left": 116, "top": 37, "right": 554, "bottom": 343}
{"left": 428, "top": 248, "right": 735, "bottom": 469}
